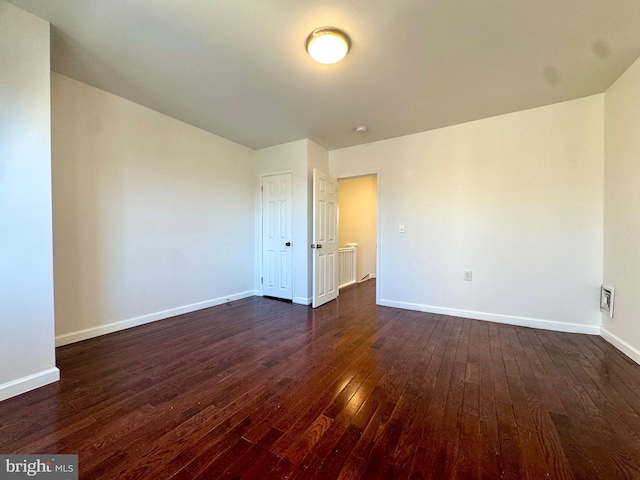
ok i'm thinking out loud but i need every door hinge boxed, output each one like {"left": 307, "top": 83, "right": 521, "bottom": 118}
{"left": 261, "top": 277, "right": 263, "bottom": 284}
{"left": 261, "top": 185, "right": 263, "bottom": 192}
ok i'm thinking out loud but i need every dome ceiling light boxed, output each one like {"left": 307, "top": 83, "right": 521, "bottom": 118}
{"left": 306, "top": 27, "right": 351, "bottom": 65}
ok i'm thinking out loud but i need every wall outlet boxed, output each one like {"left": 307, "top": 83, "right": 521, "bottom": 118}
{"left": 463, "top": 270, "right": 472, "bottom": 281}
{"left": 399, "top": 223, "right": 405, "bottom": 233}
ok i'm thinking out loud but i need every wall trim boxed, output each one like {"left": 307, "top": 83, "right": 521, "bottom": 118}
{"left": 359, "top": 273, "right": 377, "bottom": 283}
{"left": 0, "top": 368, "right": 60, "bottom": 402}
{"left": 55, "top": 290, "right": 258, "bottom": 347}
{"left": 601, "top": 328, "right": 640, "bottom": 365}
{"left": 378, "top": 299, "right": 601, "bottom": 335}
{"left": 294, "top": 296, "right": 312, "bottom": 305}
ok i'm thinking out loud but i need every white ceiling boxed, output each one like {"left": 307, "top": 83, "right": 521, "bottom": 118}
{"left": 7, "top": 0, "right": 640, "bottom": 150}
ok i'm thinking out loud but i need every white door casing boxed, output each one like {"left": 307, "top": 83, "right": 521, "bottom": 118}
{"left": 262, "top": 173, "right": 293, "bottom": 300}
{"left": 312, "top": 169, "right": 338, "bottom": 308}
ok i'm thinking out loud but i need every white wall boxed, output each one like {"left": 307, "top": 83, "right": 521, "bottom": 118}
{"left": 0, "top": 2, "right": 59, "bottom": 400}
{"left": 52, "top": 73, "right": 256, "bottom": 345}
{"left": 330, "top": 95, "right": 604, "bottom": 333}
{"left": 255, "top": 139, "right": 310, "bottom": 304}
{"left": 338, "top": 175, "right": 377, "bottom": 281}
{"left": 254, "top": 139, "right": 329, "bottom": 304}
{"left": 602, "top": 56, "right": 640, "bottom": 362}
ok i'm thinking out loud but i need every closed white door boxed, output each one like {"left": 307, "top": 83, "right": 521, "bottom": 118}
{"left": 262, "top": 173, "right": 293, "bottom": 300}
{"left": 312, "top": 169, "right": 338, "bottom": 308}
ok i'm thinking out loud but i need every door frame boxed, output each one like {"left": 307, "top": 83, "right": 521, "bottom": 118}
{"left": 259, "top": 171, "right": 294, "bottom": 299}
{"left": 336, "top": 170, "right": 381, "bottom": 306}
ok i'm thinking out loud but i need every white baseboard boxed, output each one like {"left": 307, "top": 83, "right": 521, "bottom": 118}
{"left": 378, "top": 299, "right": 601, "bottom": 335}
{"left": 600, "top": 328, "right": 640, "bottom": 365}
{"left": 0, "top": 367, "right": 60, "bottom": 402}
{"left": 55, "top": 290, "right": 259, "bottom": 347}
{"left": 358, "top": 273, "right": 377, "bottom": 283}
{"left": 294, "top": 296, "right": 311, "bottom": 305}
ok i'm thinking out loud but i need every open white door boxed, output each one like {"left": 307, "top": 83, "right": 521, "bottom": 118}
{"left": 312, "top": 169, "right": 338, "bottom": 308}
{"left": 262, "top": 173, "right": 293, "bottom": 300}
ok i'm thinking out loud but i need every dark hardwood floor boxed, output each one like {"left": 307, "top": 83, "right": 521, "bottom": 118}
{"left": 2, "top": 280, "right": 640, "bottom": 479}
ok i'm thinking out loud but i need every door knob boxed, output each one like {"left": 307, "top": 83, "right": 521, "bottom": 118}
{"left": 316, "top": 244, "right": 323, "bottom": 249}
{"left": 285, "top": 242, "right": 291, "bottom": 247}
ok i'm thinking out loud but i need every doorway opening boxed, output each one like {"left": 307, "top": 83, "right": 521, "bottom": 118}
{"left": 337, "top": 174, "right": 378, "bottom": 288}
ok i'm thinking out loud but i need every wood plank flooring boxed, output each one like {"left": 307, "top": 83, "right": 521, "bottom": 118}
{"left": 2, "top": 280, "right": 640, "bottom": 479}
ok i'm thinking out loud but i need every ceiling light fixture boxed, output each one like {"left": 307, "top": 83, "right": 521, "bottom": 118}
{"left": 306, "top": 27, "right": 350, "bottom": 65}
{"left": 354, "top": 125, "right": 368, "bottom": 134}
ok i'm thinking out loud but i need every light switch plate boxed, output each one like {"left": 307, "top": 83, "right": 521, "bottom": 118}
{"left": 600, "top": 285, "right": 614, "bottom": 318}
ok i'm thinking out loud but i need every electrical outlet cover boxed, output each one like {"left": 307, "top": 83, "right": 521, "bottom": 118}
{"left": 600, "top": 285, "right": 614, "bottom": 318}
